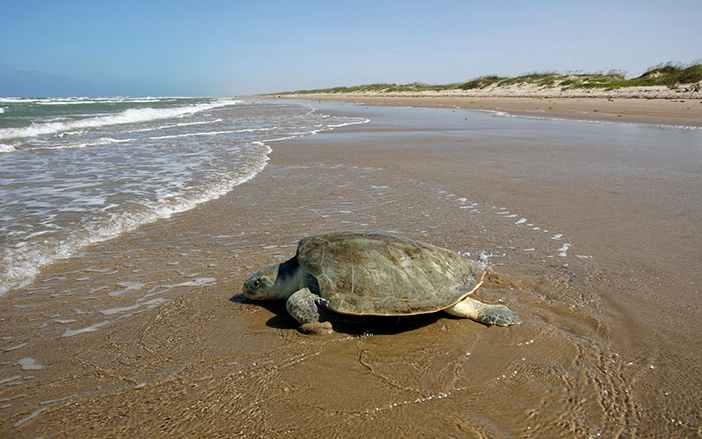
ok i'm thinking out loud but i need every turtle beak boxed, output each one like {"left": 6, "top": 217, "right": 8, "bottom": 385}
{"left": 242, "top": 279, "right": 258, "bottom": 299}
{"left": 242, "top": 263, "right": 290, "bottom": 300}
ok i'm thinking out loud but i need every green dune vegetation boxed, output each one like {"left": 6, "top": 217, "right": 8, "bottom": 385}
{"left": 270, "top": 62, "right": 702, "bottom": 95}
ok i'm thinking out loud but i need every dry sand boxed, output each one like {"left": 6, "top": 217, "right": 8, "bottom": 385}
{"left": 279, "top": 91, "right": 702, "bottom": 127}
{"left": 1, "top": 100, "right": 700, "bottom": 438}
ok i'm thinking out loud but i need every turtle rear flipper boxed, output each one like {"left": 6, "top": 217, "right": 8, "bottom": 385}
{"left": 445, "top": 297, "right": 521, "bottom": 327}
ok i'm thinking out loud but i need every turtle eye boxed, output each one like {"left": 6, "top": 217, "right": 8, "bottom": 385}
{"left": 251, "top": 279, "right": 261, "bottom": 289}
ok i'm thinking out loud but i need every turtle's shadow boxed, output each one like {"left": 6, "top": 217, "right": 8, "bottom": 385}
{"left": 230, "top": 294, "right": 293, "bottom": 330}
{"left": 230, "top": 294, "right": 443, "bottom": 335}
{"left": 337, "top": 313, "right": 444, "bottom": 336}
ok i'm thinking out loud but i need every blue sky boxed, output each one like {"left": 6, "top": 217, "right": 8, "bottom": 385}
{"left": 1, "top": 0, "right": 700, "bottom": 97}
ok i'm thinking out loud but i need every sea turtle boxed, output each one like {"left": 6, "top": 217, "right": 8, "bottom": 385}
{"left": 242, "top": 232, "right": 521, "bottom": 334}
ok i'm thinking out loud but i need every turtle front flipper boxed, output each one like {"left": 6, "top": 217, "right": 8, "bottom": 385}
{"left": 286, "top": 288, "right": 333, "bottom": 335}
{"left": 445, "top": 297, "right": 521, "bottom": 327}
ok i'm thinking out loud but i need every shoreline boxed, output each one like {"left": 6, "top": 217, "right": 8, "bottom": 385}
{"left": 274, "top": 93, "right": 702, "bottom": 127}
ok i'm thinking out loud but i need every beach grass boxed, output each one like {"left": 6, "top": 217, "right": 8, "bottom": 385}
{"left": 268, "top": 62, "right": 702, "bottom": 95}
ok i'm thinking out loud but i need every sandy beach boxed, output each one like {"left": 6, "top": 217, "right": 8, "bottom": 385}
{"left": 278, "top": 90, "right": 702, "bottom": 127}
{"left": 1, "top": 99, "right": 700, "bottom": 437}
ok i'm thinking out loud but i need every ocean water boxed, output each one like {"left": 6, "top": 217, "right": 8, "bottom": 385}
{"left": 0, "top": 97, "right": 367, "bottom": 295}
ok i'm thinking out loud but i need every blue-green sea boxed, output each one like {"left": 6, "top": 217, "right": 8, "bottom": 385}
{"left": 0, "top": 97, "right": 367, "bottom": 295}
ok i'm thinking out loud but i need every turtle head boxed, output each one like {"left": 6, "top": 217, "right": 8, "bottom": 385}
{"left": 243, "top": 257, "right": 302, "bottom": 301}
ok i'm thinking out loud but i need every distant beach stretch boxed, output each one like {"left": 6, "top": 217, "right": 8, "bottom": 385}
{"left": 270, "top": 63, "right": 702, "bottom": 127}
{"left": 277, "top": 93, "right": 702, "bottom": 126}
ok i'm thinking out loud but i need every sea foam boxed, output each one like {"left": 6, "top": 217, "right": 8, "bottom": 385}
{"left": 0, "top": 150, "right": 270, "bottom": 296}
{"left": 0, "top": 100, "right": 240, "bottom": 140}
{"left": 0, "top": 143, "right": 16, "bottom": 153}
{"left": 0, "top": 100, "right": 366, "bottom": 297}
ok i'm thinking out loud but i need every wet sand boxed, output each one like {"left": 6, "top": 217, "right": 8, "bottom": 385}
{"left": 282, "top": 94, "right": 702, "bottom": 127}
{"left": 1, "top": 102, "right": 701, "bottom": 437}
